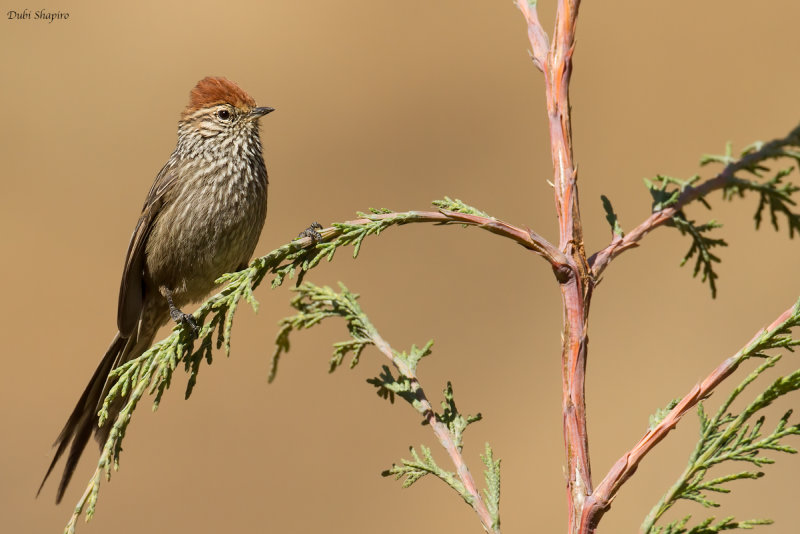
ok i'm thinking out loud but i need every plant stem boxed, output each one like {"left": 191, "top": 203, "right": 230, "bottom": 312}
{"left": 517, "top": 2, "right": 591, "bottom": 532}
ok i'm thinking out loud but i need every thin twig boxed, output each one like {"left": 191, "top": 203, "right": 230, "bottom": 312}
{"left": 369, "top": 329, "right": 497, "bottom": 533}
{"left": 63, "top": 467, "right": 100, "bottom": 534}
{"left": 589, "top": 123, "right": 800, "bottom": 278}
{"left": 313, "top": 209, "right": 566, "bottom": 268}
{"left": 515, "top": 0, "right": 549, "bottom": 72}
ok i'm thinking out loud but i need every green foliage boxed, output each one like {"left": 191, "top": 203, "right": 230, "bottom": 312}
{"left": 645, "top": 175, "right": 727, "bottom": 298}
{"left": 703, "top": 139, "right": 800, "bottom": 238}
{"left": 375, "top": 379, "right": 486, "bottom": 504}
{"left": 649, "top": 399, "right": 680, "bottom": 431}
{"left": 273, "top": 282, "right": 499, "bottom": 531}
{"left": 643, "top": 300, "right": 800, "bottom": 533}
{"left": 724, "top": 170, "right": 800, "bottom": 237}
{"left": 401, "top": 340, "right": 435, "bottom": 375}
{"left": 383, "top": 444, "right": 467, "bottom": 496}
{"left": 66, "top": 265, "right": 262, "bottom": 530}
{"left": 268, "top": 199, "right": 494, "bottom": 288}
{"left": 481, "top": 443, "right": 502, "bottom": 530}
{"left": 268, "top": 208, "right": 396, "bottom": 287}
{"left": 382, "top": 439, "right": 501, "bottom": 526}
{"left": 646, "top": 175, "right": 707, "bottom": 212}
{"left": 67, "top": 201, "right": 509, "bottom": 532}
{"left": 432, "top": 196, "right": 493, "bottom": 218}
{"left": 643, "top": 126, "right": 800, "bottom": 297}
{"left": 652, "top": 516, "right": 773, "bottom": 534}
{"left": 600, "top": 194, "right": 624, "bottom": 237}
{"left": 271, "top": 283, "right": 372, "bottom": 380}
{"left": 367, "top": 365, "right": 419, "bottom": 407}
{"left": 437, "top": 381, "right": 483, "bottom": 450}
{"left": 671, "top": 215, "right": 727, "bottom": 299}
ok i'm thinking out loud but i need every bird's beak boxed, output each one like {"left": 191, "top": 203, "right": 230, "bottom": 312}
{"left": 249, "top": 106, "right": 275, "bottom": 119}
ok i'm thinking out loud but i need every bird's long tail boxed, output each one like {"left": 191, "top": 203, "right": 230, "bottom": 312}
{"left": 37, "top": 328, "right": 155, "bottom": 503}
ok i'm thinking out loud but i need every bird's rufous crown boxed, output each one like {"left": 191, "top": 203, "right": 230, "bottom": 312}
{"left": 184, "top": 76, "right": 256, "bottom": 115}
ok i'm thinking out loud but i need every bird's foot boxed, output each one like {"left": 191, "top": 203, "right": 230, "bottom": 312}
{"left": 162, "top": 286, "right": 200, "bottom": 337}
{"left": 171, "top": 308, "right": 200, "bottom": 337}
{"left": 297, "top": 222, "right": 323, "bottom": 243}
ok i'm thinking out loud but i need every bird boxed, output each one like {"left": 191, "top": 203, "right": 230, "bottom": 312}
{"left": 38, "top": 76, "right": 274, "bottom": 503}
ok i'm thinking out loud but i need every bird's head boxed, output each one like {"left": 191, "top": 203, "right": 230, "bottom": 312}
{"left": 178, "top": 76, "right": 273, "bottom": 155}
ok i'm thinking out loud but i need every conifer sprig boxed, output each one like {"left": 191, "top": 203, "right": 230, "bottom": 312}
{"left": 273, "top": 282, "right": 501, "bottom": 533}
{"left": 641, "top": 300, "right": 800, "bottom": 533}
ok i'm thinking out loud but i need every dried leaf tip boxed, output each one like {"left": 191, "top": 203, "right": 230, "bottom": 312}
{"left": 184, "top": 76, "right": 256, "bottom": 114}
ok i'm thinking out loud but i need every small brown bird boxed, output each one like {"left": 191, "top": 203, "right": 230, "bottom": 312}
{"left": 38, "top": 76, "right": 273, "bottom": 503}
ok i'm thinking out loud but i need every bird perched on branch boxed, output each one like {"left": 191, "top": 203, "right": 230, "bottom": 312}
{"left": 38, "top": 76, "right": 274, "bottom": 503}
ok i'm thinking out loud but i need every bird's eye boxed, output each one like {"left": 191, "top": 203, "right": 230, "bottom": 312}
{"left": 217, "top": 109, "right": 231, "bottom": 121}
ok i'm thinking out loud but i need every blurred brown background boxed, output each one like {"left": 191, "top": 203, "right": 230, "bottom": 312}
{"left": 2, "top": 1, "right": 800, "bottom": 532}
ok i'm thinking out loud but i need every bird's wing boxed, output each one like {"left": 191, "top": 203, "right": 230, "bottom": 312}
{"left": 116, "top": 160, "right": 181, "bottom": 336}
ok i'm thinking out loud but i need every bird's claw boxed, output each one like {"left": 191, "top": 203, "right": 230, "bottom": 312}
{"left": 171, "top": 309, "right": 200, "bottom": 337}
{"left": 298, "top": 222, "right": 323, "bottom": 243}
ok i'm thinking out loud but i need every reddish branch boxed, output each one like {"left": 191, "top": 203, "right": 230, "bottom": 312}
{"left": 588, "top": 176, "right": 726, "bottom": 278}
{"left": 516, "top": 0, "right": 549, "bottom": 72}
{"left": 579, "top": 302, "right": 799, "bottom": 532}
{"left": 590, "top": 123, "right": 800, "bottom": 278}
{"left": 516, "top": 2, "right": 591, "bottom": 533}
{"left": 309, "top": 209, "right": 568, "bottom": 269}
{"left": 513, "top": 2, "right": 800, "bottom": 532}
